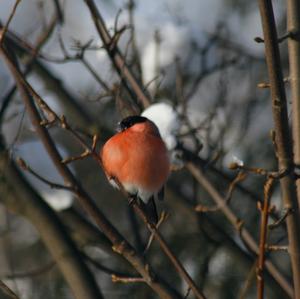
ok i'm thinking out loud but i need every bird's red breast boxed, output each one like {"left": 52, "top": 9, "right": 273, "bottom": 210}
{"left": 101, "top": 117, "right": 170, "bottom": 203}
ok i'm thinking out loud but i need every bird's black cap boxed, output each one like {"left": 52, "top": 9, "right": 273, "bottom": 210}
{"left": 117, "top": 115, "right": 148, "bottom": 132}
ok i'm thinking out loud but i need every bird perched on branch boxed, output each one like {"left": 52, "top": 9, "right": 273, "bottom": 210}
{"left": 101, "top": 115, "right": 170, "bottom": 223}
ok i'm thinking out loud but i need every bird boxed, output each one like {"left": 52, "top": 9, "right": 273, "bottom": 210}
{"left": 100, "top": 115, "right": 170, "bottom": 223}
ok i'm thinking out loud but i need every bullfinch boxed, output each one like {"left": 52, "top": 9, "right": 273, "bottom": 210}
{"left": 101, "top": 115, "right": 170, "bottom": 223}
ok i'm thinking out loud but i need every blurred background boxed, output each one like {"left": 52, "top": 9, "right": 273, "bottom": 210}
{"left": 0, "top": 0, "right": 292, "bottom": 298}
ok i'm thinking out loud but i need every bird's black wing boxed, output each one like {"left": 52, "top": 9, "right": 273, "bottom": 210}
{"left": 157, "top": 186, "right": 164, "bottom": 201}
{"left": 139, "top": 197, "right": 158, "bottom": 224}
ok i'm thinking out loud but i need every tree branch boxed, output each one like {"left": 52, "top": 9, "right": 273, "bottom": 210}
{"left": 257, "top": 1, "right": 300, "bottom": 297}
{"left": 257, "top": 177, "right": 274, "bottom": 299}
{"left": 0, "top": 149, "right": 104, "bottom": 299}
{"left": 0, "top": 44, "right": 182, "bottom": 299}
{"left": 288, "top": 0, "right": 300, "bottom": 206}
{"left": 186, "top": 162, "right": 293, "bottom": 298}
{"left": 0, "top": 280, "right": 20, "bottom": 299}
{"left": 83, "top": 0, "right": 151, "bottom": 109}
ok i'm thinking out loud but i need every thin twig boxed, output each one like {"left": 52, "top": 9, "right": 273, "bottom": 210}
{"left": 0, "top": 44, "right": 182, "bottom": 299}
{"left": 268, "top": 208, "right": 292, "bottom": 229}
{"left": 127, "top": 0, "right": 143, "bottom": 80}
{"left": 238, "top": 263, "right": 256, "bottom": 299}
{"left": 111, "top": 275, "right": 145, "bottom": 283}
{"left": 257, "top": 177, "right": 274, "bottom": 299}
{"left": 0, "top": 0, "right": 21, "bottom": 46}
{"left": 0, "top": 280, "right": 20, "bottom": 299}
{"left": 267, "top": 245, "right": 288, "bottom": 252}
{"left": 195, "top": 171, "right": 247, "bottom": 212}
{"left": 0, "top": 149, "right": 104, "bottom": 298}
{"left": 186, "top": 162, "right": 293, "bottom": 298}
{"left": 288, "top": 0, "right": 300, "bottom": 222}
{"left": 181, "top": 146, "right": 285, "bottom": 227}
{"left": 84, "top": 0, "right": 151, "bottom": 109}
{"left": 52, "top": 0, "right": 64, "bottom": 23}
{"left": 17, "top": 157, "right": 74, "bottom": 191}
{"left": 228, "top": 162, "right": 291, "bottom": 179}
{"left": 112, "top": 177, "right": 207, "bottom": 299}
{"left": 258, "top": 1, "right": 300, "bottom": 297}
{"left": 0, "top": 13, "right": 58, "bottom": 126}
{"left": 143, "top": 212, "right": 169, "bottom": 253}
{"left": 183, "top": 287, "right": 192, "bottom": 299}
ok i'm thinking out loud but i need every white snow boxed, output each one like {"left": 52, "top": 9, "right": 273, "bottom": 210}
{"left": 231, "top": 155, "right": 244, "bottom": 167}
{"left": 142, "top": 102, "right": 184, "bottom": 169}
{"left": 142, "top": 102, "right": 180, "bottom": 150}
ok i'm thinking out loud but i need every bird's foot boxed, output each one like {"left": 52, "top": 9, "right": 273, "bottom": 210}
{"left": 128, "top": 196, "right": 137, "bottom": 206}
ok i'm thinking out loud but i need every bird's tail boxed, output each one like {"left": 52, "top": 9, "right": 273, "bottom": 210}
{"left": 139, "top": 197, "right": 158, "bottom": 224}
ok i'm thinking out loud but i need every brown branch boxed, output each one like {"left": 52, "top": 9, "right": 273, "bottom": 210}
{"left": 0, "top": 280, "right": 20, "bottom": 299}
{"left": 195, "top": 171, "right": 247, "bottom": 212}
{"left": 257, "top": 177, "right": 274, "bottom": 299}
{"left": 107, "top": 177, "right": 206, "bottom": 299}
{"left": 181, "top": 146, "right": 284, "bottom": 226}
{"left": 83, "top": 0, "right": 151, "bottom": 109}
{"left": 186, "top": 162, "right": 293, "bottom": 298}
{"left": 4, "top": 65, "right": 205, "bottom": 299}
{"left": 238, "top": 263, "right": 256, "bottom": 299}
{"left": 0, "top": 12, "right": 58, "bottom": 126}
{"left": 17, "top": 157, "right": 74, "bottom": 191}
{"left": 288, "top": 0, "right": 300, "bottom": 208}
{"left": 228, "top": 162, "right": 291, "bottom": 179}
{"left": 111, "top": 275, "right": 145, "bottom": 283}
{"left": 59, "top": 207, "right": 113, "bottom": 250}
{"left": 52, "top": 0, "right": 64, "bottom": 23}
{"left": 0, "top": 45, "right": 182, "bottom": 299}
{"left": 0, "top": 152, "right": 104, "bottom": 299}
{"left": 0, "top": 0, "right": 21, "bottom": 46}
{"left": 144, "top": 212, "right": 169, "bottom": 253}
{"left": 168, "top": 180, "right": 291, "bottom": 297}
{"left": 267, "top": 245, "right": 289, "bottom": 252}
{"left": 269, "top": 208, "right": 292, "bottom": 229}
{"left": 257, "top": 1, "right": 300, "bottom": 297}
{"left": 127, "top": 0, "right": 143, "bottom": 80}
{"left": 1, "top": 28, "right": 94, "bottom": 129}
{"left": 132, "top": 203, "right": 206, "bottom": 299}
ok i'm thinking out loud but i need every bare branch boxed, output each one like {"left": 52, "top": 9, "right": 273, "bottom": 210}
{"left": 186, "top": 162, "right": 293, "bottom": 298}
{"left": 84, "top": 0, "right": 152, "bottom": 109}
{"left": 195, "top": 171, "right": 247, "bottom": 212}
{"left": 269, "top": 208, "right": 292, "bottom": 230}
{"left": 0, "top": 280, "right": 20, "bottom": 299}
{"left": 143, "top": 211, "right": 169, "bottom": 253}
{"left": 0, "top": 0, "right": 21, "bottom": 46}
{"left": 0, "top": 44, "right": 182, "bottom": 299}
{"left": 257, "top": 177, "right": 274, "bottom": 299}
{"left": 17, "top": 157, "right": 74, "bottom": 191}
{"left": 112, "top": 275, "right": 145, "bottom": 283}
{"left": 0, "top": 151, "right": 104, "bottom": 299}
{"left": 109, "top": 177, "right": 207, "bottom": 299}
{"left": 258, "top": 1, "right": 300, "bottom": 297}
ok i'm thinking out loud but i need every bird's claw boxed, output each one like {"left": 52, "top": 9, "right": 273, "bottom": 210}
{"left": 128, "top": 196, "right": 137, "bottom": 206}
